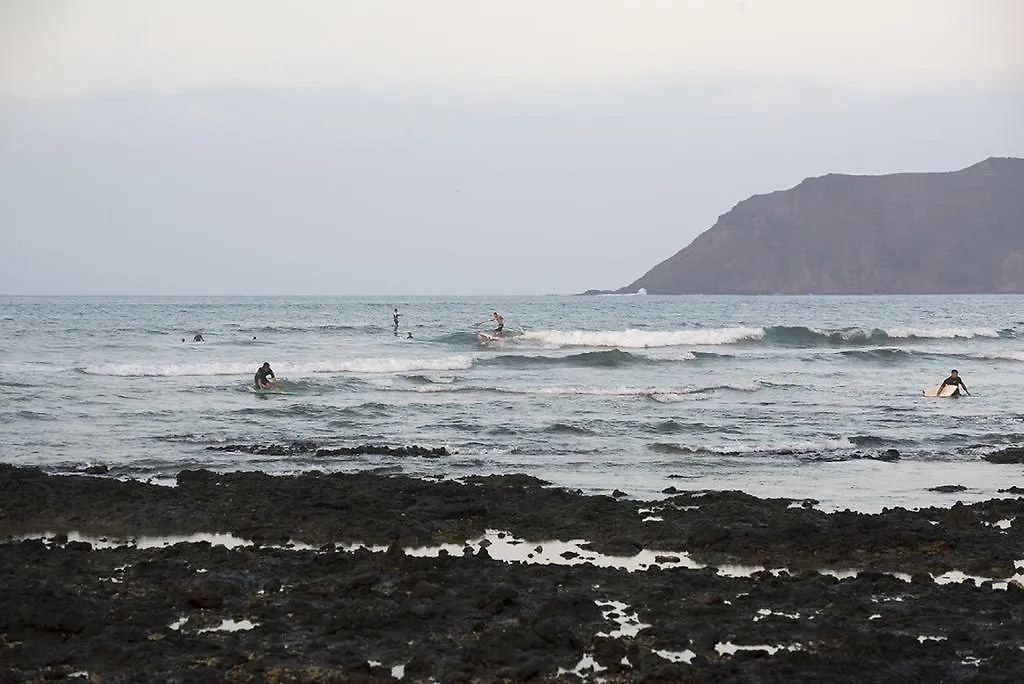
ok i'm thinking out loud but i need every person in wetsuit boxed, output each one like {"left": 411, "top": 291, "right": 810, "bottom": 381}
{"left": 193, "top": 330, "right": 204, "bottom": 342}
{"left": 254, "top": 362, "right": 275, "bottom": 389}
{"left": 938, "top": 369, "right": 970, "bottom": 396}
{"left": 491, "top": 311, "right": 504, "bottom": 335}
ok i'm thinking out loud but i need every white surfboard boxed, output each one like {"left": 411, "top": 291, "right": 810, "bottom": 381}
{"left": 477, "top": 332, "right": 498, "bottom": 345}
{"left": 923, "top": 384, "right": 959, "bottom": 397}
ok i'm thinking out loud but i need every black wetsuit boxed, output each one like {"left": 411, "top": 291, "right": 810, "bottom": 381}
{"left": 940, "top": 375, "right": 966, "bottom": 395}
{"left": 254, "top": 367, "right": 275, "bottom": 388}
{"left": 193, "top": 333, "right": 204, "bottom": 342}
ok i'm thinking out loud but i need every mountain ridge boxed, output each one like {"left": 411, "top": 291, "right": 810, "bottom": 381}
{"left": 614, "top": 157, "right": 1024, "bottom": 295}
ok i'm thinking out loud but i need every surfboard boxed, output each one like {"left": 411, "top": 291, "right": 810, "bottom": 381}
{"left": 923, "top": 384, "right": 959, "bottom": 397}
{"left": 247, "top": 386, "right": 295, "bottom": 396}
{"left": 477, "top": 332, "right": 498, "bottom": 345}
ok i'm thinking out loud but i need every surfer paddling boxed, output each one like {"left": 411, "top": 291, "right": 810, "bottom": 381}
{"left": 254, "top": 362, "right": 276, "bottom": 390}
{"left": 937, "top": 369, "right": 970, "bottom": 397}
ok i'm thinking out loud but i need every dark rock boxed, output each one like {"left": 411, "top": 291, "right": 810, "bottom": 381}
{"left": 929, "top": 484, "right": 967, "bottom": 493}
{"left": 985, "top": 447, "right": 1024, "bottom": 463}
{"left": 182, "top": 575, "right": 245, "bottom": 609}
{"left": 205, "top": 442, "right": 449, "bottom": 458}
{"left": 2, "top": 467, "right": 1024, "bottom": 682}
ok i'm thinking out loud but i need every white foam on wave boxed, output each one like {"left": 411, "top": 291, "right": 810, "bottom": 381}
{"left": 516, "top": 327, "right": 764, "bottom": 349}
{"left": 709, "top": 436, "right": 858, "bottom": 455}
{"left": 884, "top": 327, "right": 1000, "bottom": 339}
{"left": 526, "top": 385, "right": 703, "bottom": 397}
{"left": 82, "top": 356, "right": 474, "bottom": 377}
{"left": 971, "top": 351, "right": 1024, "bottom": 362}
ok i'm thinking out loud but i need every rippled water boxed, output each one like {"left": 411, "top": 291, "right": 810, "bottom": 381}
{"left": 2, "top": 294, "right": 1022, "bottom": 511}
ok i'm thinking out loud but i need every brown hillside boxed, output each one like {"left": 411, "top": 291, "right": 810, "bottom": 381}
{"left": 620, "top": 157, "right": 1024, "bottom": 294}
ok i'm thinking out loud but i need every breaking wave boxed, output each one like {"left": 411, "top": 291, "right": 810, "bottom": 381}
{"left": 477, "top": 349, "right": 655, "bottom": 369}
{"left": 80, "top": 356, "right": 474, "bottom": 377}
{"left": 764, "top": 325, "right": 1001, "bottom": 346}
{"left": 516, "top": 328, "right": 764, "bottom": 348}
{"left": 488, "top": 325, "right": 1003, "bottom": 351}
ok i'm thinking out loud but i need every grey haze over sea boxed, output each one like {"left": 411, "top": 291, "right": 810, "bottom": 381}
{"left": 2, "top": 294, "right": 1022, "bottom": 512}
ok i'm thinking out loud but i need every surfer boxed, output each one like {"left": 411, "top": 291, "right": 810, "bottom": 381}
{"left": 406, "top": 332, "right": 414, "bottom": 339}
{"left": 193, "top": 330, "right": 204, "bottom": 342}
{"left": 938, "top": 369, "right": 970, "bottom": 397}
{"left": 254, "top": 362, "right": 276, "bottom": 390}
{"left": 393, "top": 308, "right": 401, "bottom": 330}
{"left": 491, "top": 311, "right": 504, "bottom": 335}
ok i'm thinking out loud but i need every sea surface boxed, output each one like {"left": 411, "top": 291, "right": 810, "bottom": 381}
{"left": 2, "top": 294, "right": 1022, "bottom": 512}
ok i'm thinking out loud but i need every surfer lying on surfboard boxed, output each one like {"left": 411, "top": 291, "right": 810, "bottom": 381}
{"left": 254, "top": 362, "right": 276, "bottom": 389}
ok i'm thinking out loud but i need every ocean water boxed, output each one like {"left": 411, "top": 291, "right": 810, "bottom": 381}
{"left": 2, "top": 294, "right": 1022, "bottom": 512}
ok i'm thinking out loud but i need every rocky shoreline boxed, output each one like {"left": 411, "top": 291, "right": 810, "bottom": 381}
{"left": 2, "top": 463, "right": 1024, "bottom": 682}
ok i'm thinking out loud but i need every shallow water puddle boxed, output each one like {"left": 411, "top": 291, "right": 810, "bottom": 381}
{"left": 753, "top": 608, "right": 801, "bottom": 622}
{"left": 557, "top": 599, "right": 651, "bottom": 679}
{"left": 16, "top": 531, "right": 256, "bottom": 550}
{"left": 716, "top": 641, "right": 803, "bottom": 656}
{"left": 556, "top": 653, "right": 606, "bottom": 680}
{"left": 653, "top": 648, "right": 697, "bottom": 664}
{"left": 343, "top": 529, "right": 705, "bottom": 572}
{"left": 368, "top": 661, "right": 406, "bottom": 680}
{"left": 11, "top": 530, "right": 1024, "bottom": 588}
{"left": 596, "top": 599, "right": 650, "bottom": 638}
{"left": 168, "top": 617, "right": 257, "bottom": 633}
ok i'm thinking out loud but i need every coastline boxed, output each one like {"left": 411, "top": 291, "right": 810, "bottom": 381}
{"left": 3, "top": 465, "right": 1024, "bottom": 681}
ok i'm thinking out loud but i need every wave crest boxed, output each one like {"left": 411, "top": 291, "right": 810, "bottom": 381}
{"left": 765, "top": 325, "right": 1001, "bottom": 346}
{"left": 516, "top": 327, "right": 764, "bottom": 348}
{"left": 81, "top": 356, "right": 474, "bottom": 377}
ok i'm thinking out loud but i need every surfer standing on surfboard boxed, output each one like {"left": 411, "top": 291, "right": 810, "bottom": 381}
{"left": 938, "top": 369, "right": 970, "bottom": 397}
{"left": 254, "top": 362, "right": 276, "bottom": 389}
{"left": 491, "top": 311, "right": 504, "bottom": 335}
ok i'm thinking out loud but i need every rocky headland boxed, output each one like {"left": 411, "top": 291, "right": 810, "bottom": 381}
{"left": 616, "top": 157, "right": 1024, "bottom": 295}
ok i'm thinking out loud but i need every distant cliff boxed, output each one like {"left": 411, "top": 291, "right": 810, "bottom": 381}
{"left": 618, "top": 157, "right": 1024, "bottom": 294}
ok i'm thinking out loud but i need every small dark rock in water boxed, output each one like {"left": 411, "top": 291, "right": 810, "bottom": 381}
{"left": 998, "top": 486, "right": 1024, "bottom": 494}
{"left": 662, "top": 486, "right": 681, "bottom": 494}
{"left": 316, "top": 444, "right": 449, "bottom": 458}
{"left": 984, "top": 447, "right": 1024, "bottom": 463}
{"left": 929, "top": 484, "right": 968, "bottom": 493}
{"left": 851, "top": 449, "right": 900, "bottom": 462}
{"left": 84, "top": 464, "right": 109, "bottom": 474}
{"left": 206, "top": 442, "right": 450, "bottom": 458}
{"left": 612, "top": 489, "right": 628, "bottom": 498}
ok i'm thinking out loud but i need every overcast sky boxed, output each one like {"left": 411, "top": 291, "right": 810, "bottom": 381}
{"left": 1, "top": 0, "right": 1022, "bottom": 295}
